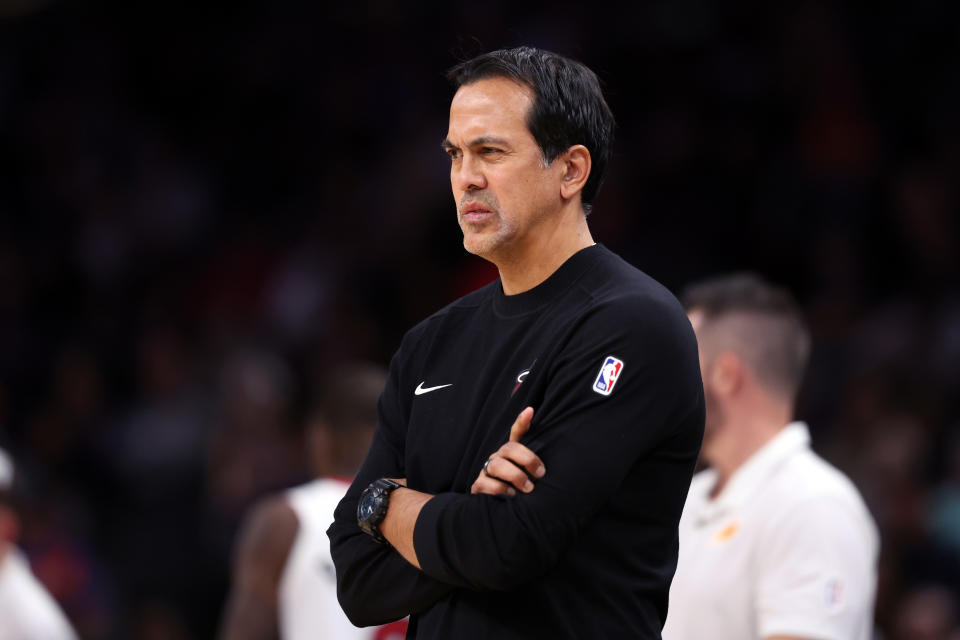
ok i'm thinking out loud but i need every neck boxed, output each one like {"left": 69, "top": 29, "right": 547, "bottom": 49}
{"left": 497, "top": 207, "right": 594, "bottom": 295}
{"left": 708, "top": 401, "right": 792, "bottom": 498}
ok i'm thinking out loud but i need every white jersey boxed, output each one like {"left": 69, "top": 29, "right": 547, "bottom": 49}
{"left": 663, "top": 422, "right": 879, "bottom": 640}
{"left": 279, "top": 478, "right": 370, "bottom": 640}
{"left": 0, "top": 547, "right": 78, "bottom": 640}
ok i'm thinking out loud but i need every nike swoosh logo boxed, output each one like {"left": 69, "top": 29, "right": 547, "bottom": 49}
{"left": 415, "top": 382, "right": 453, "bottom": 396}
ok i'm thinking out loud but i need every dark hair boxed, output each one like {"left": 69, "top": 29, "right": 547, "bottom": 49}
{"left": 447, "top": 46, "right": 615, "bottom": 214}
{"left": 681, "top": 273, "right": 811, "bottom": 400}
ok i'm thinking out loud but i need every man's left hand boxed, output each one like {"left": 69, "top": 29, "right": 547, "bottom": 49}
{"left": 470, "top": 407, "right": 546, "bottom": 497}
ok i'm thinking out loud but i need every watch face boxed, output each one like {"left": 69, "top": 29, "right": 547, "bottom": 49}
{"left": 359, "top": 491, "right": 377, "bottom": 521}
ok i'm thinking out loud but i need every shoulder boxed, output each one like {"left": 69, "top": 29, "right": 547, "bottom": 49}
{"left": 578, "top": 249, "right": 692, "bottom": 336}
{"left": 779, "top": 450, "right": 871, "bottom": 510}
{"left": 249, "top": 493, "right": 300, "bottom": 529}
{"left": 584, "top": 247, "right": 677, "bottom": 296}
{"left": 561, "top": 252, "right": 702, "bottom": 403}
{"left": 287, "top": 479, "right": 350, "bottom": 521}
{"left": 761, "top": 451, "right": 878, "bottom": 547}
{"left": 573, "top": 269, "right": 698, "bottom": 372}
{"left": 399, "top": 280, "right": 499, "bottom": 349}
{"left": 236, "top": 494, "right": 300, "bottom": 565}
{"left": 0, "top": 550, "right": 77, "bottom": 639}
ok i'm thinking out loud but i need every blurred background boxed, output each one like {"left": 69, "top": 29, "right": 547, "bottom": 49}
{"left": 0, "top": 1, "right": 957, "bottom": 638}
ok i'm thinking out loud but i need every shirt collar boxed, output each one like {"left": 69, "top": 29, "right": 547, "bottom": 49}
{"left": 492, "top": 244, "right": 605, "bottom": 317}
{"left": 694, "top": 422, "right": 811, "bottom": 525}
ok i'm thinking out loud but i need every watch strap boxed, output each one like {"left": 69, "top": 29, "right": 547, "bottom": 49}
{"left": 358, "top": 478, "right": 403, "bottom": 544}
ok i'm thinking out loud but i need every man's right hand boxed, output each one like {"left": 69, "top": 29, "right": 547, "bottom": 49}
{"left": 470, "top": 407, "right": 546, "bottom": 497}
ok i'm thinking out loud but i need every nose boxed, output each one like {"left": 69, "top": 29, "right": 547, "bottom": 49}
{"left": 452, "top": 153, "right": 487, "bottom": 192}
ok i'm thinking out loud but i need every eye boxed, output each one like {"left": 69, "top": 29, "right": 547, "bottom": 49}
{"left": 481, "top": 147, "right": 502, "bottom": 155}
{"left": 445, "top": 148, "right": 461, "bottom": 160}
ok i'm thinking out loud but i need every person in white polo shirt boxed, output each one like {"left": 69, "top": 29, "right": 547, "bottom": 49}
{"left": 0, "top": 447, "right": 78, "bottom": 640}
{"left": 663, "top": 273, "right": 879, "bottom": 640}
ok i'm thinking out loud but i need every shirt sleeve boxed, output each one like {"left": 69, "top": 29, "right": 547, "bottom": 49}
{"left": 755, "top": 495, "right": 879, "bottom": 640}
{"left": 412, "top": 296, "right": 704, "bottom": 591}
{"left": 327, "top": 338, "right": 454, "bottom": 627}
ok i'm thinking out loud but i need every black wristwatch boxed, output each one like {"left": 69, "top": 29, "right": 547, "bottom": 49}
{"left": 357, "top": 478, "right": 403, "bottom": 544}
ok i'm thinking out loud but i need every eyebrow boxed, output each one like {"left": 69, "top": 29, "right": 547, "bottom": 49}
{"left": 440, "top": 136, "right": 511, "bottom": 150}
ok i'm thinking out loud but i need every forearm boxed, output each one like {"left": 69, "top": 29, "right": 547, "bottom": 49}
{"left": 219, "top": 497, "right": 293, "bottom": 640}
{"left": 412, "top": 489, "right": 565, "bottom": 591}
{"left": 329, "top": 496, "right": 452, "bottom": 626}
{"left": 380, "top": 487, "right": 434, "bottom": 569}
{"left": 218, "top": 591, "right": 278, "bottom": 640}
{"left": 328, "top": 337, "right": 459, "bottom": 624}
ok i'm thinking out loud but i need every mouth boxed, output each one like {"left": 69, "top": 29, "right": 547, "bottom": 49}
{"left": 460, "top": 202, "right": 495, "bottom": 224}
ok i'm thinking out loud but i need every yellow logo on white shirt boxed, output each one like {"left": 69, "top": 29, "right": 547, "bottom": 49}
{"left": 711, "top": 520, "right": 740, "bottom": 544}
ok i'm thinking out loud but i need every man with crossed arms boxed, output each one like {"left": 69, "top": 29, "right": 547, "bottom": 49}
{"left": 328, "top": 47, "right": 703, "bottom": 639}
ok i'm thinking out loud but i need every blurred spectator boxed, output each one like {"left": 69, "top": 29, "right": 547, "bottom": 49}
{"left": 893, "top": 584, "right": 960, "bottom": 640}
{"left": 219, "top": 362, "right": 407, "bottom": 640}
{"left": 0, "top": 447, "right": 78, "bottom": 640}
{"left": 930, "top": 435, "right": 960, "bottom": 554}
{"left": 665, "top": 274, "right": 879, "bottom": 640}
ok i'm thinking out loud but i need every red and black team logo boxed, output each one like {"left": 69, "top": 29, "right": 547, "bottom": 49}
{"left": 512, "top": 359, "right": 537, "bottom": 395}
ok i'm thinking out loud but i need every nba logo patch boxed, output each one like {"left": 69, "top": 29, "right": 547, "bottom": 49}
{"left": 592, "top": 356, "right": 624, "bottom": 396}
{"left": 824, "top": 578, "right": 845, "bottom": 612}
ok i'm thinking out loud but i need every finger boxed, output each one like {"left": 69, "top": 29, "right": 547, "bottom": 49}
{"left": 472, "top": 463, "right": 516, "bottom": 495}
{"left": 498, "top": 441, "right": 546, "bottom": 479}
{"left": 484, "top": 456, "right": 534, "bottom": 493}
{"left": 471, "top": 475, "right": 516, "bottom": 497}
{"left": 508, "top": 406, "right": 535, "bottom": 443}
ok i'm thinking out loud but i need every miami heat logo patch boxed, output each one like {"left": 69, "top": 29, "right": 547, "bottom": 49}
{"left": 592, "top": 356, "right": 624, "bottom": 396}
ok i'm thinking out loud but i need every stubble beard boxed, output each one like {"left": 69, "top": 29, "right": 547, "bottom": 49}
{"left": 459, "top": 192, "right": 516, "bottom": 260}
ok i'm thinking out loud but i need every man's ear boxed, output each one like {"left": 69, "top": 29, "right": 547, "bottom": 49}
{"left": 710, "top": 351, "right": 745, "bottom": 398}
{"left": 559, "top": 145, "right": 591, "bottom": 201}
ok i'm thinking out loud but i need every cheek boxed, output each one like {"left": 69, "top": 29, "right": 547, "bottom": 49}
{"left": 486, "top": 159, "right": 554, "bottom": 219}
{"left": 500, "top": 176, "right": 549, "bottom": 220}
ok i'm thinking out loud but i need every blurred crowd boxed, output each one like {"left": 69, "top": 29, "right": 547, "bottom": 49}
{"left": 0, "top": 1, "right": 957, "bottom": 638}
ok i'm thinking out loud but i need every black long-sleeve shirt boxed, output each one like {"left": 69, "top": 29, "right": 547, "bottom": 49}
{"left": 328, "top": 244, "right": 704, "bottom": 639}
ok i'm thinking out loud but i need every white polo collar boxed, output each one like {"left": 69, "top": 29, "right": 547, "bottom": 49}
{"left": 693, "top": 422, "right": 810, "bottom": 526}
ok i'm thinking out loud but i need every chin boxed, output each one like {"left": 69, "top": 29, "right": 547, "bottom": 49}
{"left": 462, "top": 237, "right": 484, "bottom": 257}
{"left": 462, "top": 234, "right": 501, "bottom": 260}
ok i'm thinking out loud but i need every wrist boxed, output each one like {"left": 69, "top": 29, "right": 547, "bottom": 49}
{"left": 357, "top": 478, "right": 403, "bottom": 544}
